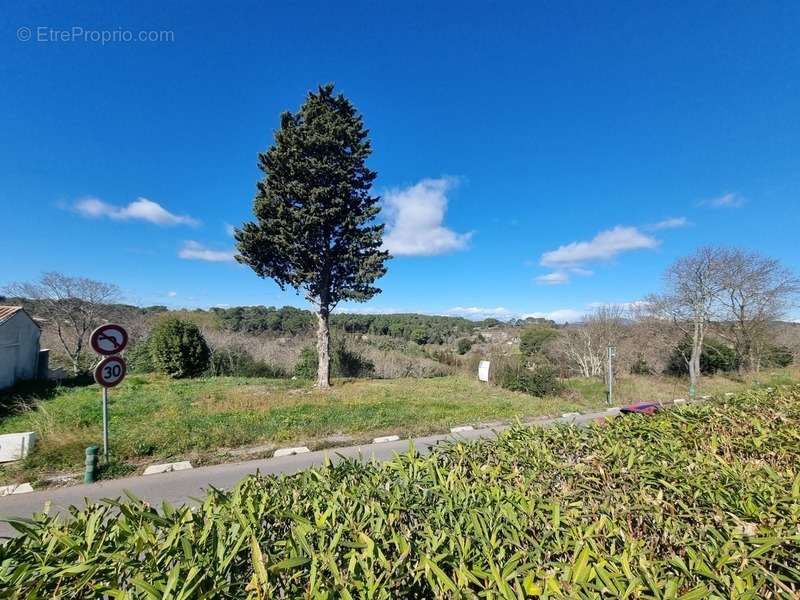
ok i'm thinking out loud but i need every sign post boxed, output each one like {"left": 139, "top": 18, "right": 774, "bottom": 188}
{"left": 607, "top": 345, "right": 616, "bottom": 406}
{"left": 90, "top": 325, "right": 128, "bottom": 463}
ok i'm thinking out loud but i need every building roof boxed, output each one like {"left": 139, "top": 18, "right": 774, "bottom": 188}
{"left": 0, "top": 306, "right": 34, "bottom": 327}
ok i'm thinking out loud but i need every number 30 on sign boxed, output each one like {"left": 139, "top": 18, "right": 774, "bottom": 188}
{"left": 94, "top": 355, "right": 127, "bottom": 388}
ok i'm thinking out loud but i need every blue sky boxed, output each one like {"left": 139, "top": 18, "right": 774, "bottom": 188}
{"left": 2, "top": 1, "right": 799, "bottom": 322}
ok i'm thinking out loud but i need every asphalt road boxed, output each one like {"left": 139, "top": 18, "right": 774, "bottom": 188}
{"left": 0, "top": 408, "right": 619, "bottom": 538}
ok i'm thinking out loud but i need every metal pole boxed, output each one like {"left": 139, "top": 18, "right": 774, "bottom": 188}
{"left": 607, "top": 346, "right": 614, "bottom": 406}
{"left": 102, "top": 387, "right": 109, "bottom": 463}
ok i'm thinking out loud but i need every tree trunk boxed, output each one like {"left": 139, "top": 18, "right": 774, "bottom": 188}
{"left": 316, "top": 308, "right": 331, "bottom": 389}
{"left": 688, "top": 321, "right": 704, "bottom": 399}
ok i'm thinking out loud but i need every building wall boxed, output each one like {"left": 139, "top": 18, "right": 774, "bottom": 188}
{"left": 0, "top": 312, "right": 41, "bottom": 389}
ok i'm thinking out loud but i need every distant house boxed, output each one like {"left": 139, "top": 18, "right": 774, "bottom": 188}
{"left": 0, "top": 306, "right": 41, "bottom": 389}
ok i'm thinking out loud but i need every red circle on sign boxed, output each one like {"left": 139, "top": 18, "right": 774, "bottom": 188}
{"left": 94, "top": 356, "right": 127, "bottom": 388}
{"left": 90, "top": 324, "right": 129, "bottom": 356}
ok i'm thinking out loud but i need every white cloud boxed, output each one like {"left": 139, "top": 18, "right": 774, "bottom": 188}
{"left": 540, "top": 226, "right": 659, "bottom": 268}
{"left": 334, "top": 305, "right": 405, "bottom": 315}
{"left": 381, "top": 177, "right": 472, "bottom": 256}
{"left": 703, "top": 192, "right": 746, "bottom": 208}
{"left": 520, "top": 309, "right": 586, "bottom": 323}
{"left": 536, "top": 271, "right": 570, "bottom": 285}
{"left": 650, "top": 216, "right": 689, "bottom": 230}
{"left": 166, "top": 291, "right": 177, "bottom": 297}
{"left": 178, "top": 241, "right": 236, "bottom": 262}
{"left": 74, "top": 197, "right": 199, "bottom": 226}
{"left": 446, "top": 306, "right": 513, "bottom": 319}
{"left": 224, "top": 223, "right": 236, "bottom": 236}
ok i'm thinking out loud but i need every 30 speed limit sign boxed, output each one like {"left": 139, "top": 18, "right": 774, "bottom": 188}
{"left": 94, "top": 355, "right": 127, "bottom": 388}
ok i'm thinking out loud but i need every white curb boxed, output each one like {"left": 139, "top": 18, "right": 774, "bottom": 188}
{"left": 0, "top": 482, "right": 34, "bottom": 496}
{"left": 561, "top": 412, "right": 580, "bottom": 418}
{"left": 143, "top": 461, "right": 193, "bottom": 475}
{"left": 450, "top": 425, "right": 474, "bottom": 433}
{"left": 0, "top": 432, "right": 37, "bottom": 463}
{"left": 273, "top": 446, "right": 310, "bottom": 457}
{"left": 373, "top": 435, "right": 400, "bottom": 444}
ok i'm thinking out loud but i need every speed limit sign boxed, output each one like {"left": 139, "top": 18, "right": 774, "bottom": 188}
{"left": 94, "top": 355, "right": 127, "bottom": 388}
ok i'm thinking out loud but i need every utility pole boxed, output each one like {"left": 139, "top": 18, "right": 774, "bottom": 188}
{"left": 607, "top": 345, "right": 616, "bottom": 406}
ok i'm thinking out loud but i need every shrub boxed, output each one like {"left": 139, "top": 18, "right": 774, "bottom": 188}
{"left": 629, "top": 355, "right": 654, "bottom": 375}
{"left": 763, "top": 344, "right": 794, "bottom": 368}
{"left": 667, "top": 337, "right": 738, "bottom": 376}
{"left": 456, "top": 338, "right": 473, "bottom": 355}
{"left": 294, "top": 346, "right": 318, "bottom": 379}
{"left": 4, "top": 388, "right": 798, "bottom": 597}
{"left": 207, "top": 345, "right": 285, "bottom": 378}
{"left": 519, "top": 325, "right": 557, "bottom": 356}
{"left": 410, "top": 327, "right": 429, "bottom": 345}
{"left": 495, "top": 358, "right": 563, "bottom": 397}
{"left": 124, "top": 340, "right": 154, "bottom": 373}
{"left": 294, "top": 339, "right": 374, "bottom": 379}
{"left": 148, "top": 317, "right": 210, "bottom": 378}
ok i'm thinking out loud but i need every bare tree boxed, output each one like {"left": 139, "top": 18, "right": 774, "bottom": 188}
{"left": 713, "top": 249, "right": 799, "bottom": 372}
{"left": 4, "top": 272, "right": 121, "bottom": 374}
{"left": 556, "top": 305, "right": 626, "bottom": 377}
{"left": 644, "top": 247, "right": 726, "bottom": 397}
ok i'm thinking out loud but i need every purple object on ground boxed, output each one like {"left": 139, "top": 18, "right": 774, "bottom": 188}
{"left": 620, "top": 402, "right": 660, "bottom": 415}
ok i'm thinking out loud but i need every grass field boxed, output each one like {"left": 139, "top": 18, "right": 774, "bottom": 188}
{"left": 0, "top": 369, "right": 796, "bottom": 485}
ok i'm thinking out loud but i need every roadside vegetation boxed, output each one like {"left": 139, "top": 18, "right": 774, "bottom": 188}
{"left": 3, "top": 386, "right": 798, "bottom": 597}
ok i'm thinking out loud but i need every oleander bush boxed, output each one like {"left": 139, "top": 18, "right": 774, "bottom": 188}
{"left": 2, "top": 388, "right": 799, "bottom": 598}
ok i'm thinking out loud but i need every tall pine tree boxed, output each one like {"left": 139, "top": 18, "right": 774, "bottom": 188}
{"left": 235, "top": 84, "right": 389, "bottom": 388}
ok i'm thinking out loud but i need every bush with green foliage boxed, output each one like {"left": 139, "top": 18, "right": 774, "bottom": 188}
{"left": 148, "top": 317, "right": 210, "bottom": 378}
{"left": 206, "top": 346, "right": 285, "bottom": 378}
{"left": 763, "top": 344, "right": 794, "bottom": 368}
{"left": 4, "top": 388, "right": 798, "bottom": 597}
{"left": 494, "top": 358, "right": 563, "bottom": 397}
{"left": 667, "top": 337, "right": 739, "bottom": 376}
{"left": 124, "top": 340, "right": 155, "bottom": 373}
{"left": 519, "top": 325, "right": 558, "bottom": 357}
{"left": 294, "top": 339, "right": 374, "bottom": 379}
{"left": 629, "top": 355, "right": 655, "bottom": 376}
{"left": 455, "top": 338, "right": 473, "bottom": 355}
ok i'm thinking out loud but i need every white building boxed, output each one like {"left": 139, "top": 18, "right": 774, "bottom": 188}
{"left": 0, "top": 306, "right": 41, "bottom": 389}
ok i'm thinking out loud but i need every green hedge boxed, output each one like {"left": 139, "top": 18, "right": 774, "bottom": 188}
{"left": 2, "top": 389, "right": 799, "bottom": 597}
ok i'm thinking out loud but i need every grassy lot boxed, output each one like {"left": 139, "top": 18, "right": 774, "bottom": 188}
{"left": 0, "top": 368, "right": 796, "bottom": 485}
{"left": 0, "top": 374, "right": 597, "bottom": 484}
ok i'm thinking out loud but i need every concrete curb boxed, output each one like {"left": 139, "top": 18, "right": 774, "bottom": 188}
{"left": 373, "top": 435, "right": 400, "bottom": 444}
{"left": 0, "top": 482, "right": 34, "bottom": 496}
{"left": 143, "top": 461, "right": 193, "bottom": 475}
{"left": 450, "top": 425, "right": 474, "bottom": 433}
{"left": 273, "top": 446, "right": 310, "bottom": 458}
